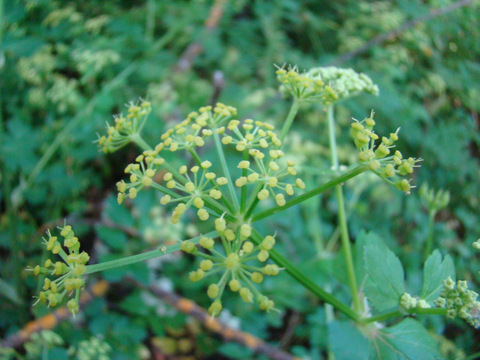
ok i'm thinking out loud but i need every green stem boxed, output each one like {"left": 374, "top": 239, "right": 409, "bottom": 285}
{"left": 361, "top": 307, "right": 448, "bottom": 324}
{"left": 85, "top": 231, "right": 217, "bottom": 275}
{"left": 251, "top": 228, "right": 361, "bottom": 322}
{"left": 188, "top": 148, "right": 235, "bottom": 215}
{"left": 240, "top": 150, "right": 249, "bottom": 213}
{"left": 131, "top": 133, "right": 152, "bottom": 151}
{"left": 424, "top": 210, "right": 435, "bottom": 259}
{"left": 361, "top": 310, "right": 402, "bottom": 324}
{"left": 280, "top": 99, "right": 301, "bottom": 142}
{"left": 327, "top": 104, "right": 361, "bottom": 314}
{"left": 252, "top": 165, "right": 367, "bottom": 222}
{"left": 213, "top": 131, "right": 239, "bottom": 212}
{"left": 145, "top": 0, "right": 155, "bottom": 42}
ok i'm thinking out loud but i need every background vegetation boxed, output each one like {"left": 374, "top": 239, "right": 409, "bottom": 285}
{"left": 0, "top": 0, "right": 479, "bottom": 359}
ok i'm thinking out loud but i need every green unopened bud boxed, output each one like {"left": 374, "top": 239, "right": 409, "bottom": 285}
{"left": 199, "top": 237, "right": 214, "bottom": 249}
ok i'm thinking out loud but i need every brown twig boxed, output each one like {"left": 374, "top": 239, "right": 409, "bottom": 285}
{"left": 175, "top": 0, "right": 228, "bottom": 72}
{"left": 333, "top": 0, "right": 473, "bottom": 65}
{"left": 131, "top": 278, "right": 302, "bottom": 360}
{"left": 0, "top": 280, "right": 109, "bottom": 349}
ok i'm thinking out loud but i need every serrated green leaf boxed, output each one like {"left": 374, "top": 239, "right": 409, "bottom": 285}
{"left": 373, "top": 318, "right": 442, "bottom": 360}
{"left": 364, "top": 241, "right": 405, "bottom": 312}
{"left": 421, "top": 250, "right": 455, "bottom": 303}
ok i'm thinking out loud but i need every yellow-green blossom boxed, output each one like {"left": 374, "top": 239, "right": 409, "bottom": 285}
{"left": 28, "top": 225, "right": 89, "bottom": 315}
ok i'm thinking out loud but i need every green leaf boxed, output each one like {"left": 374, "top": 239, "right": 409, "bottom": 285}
{"left": 328, "top": 320, "right": 370, "bottom": 360}
{"left": 364, "top": 241, "right": 405, "bottom": 312}
{"left": 329, "top": 319, "right": 442, "bottom": 360}
{"left": 373, "top": 318, "right": 442, "bottom": 360}
{"left": 96, "top": 225, "right": 128, "bottom": 250}
{"left": 421, "top": 250, "right": 455, "bottom": 303}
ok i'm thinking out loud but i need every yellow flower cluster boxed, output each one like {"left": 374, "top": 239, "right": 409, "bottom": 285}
{"left": 98, "top": 99, "right": 151, "bottom": 153}
{"left": 350, "top": 111, "right": 421, "bottom": 194}
{"left": 117, "top": 147, "right": 165, "bottom": 204}
{"left": 159, "top": 161, "right": 229, "bottom": 224}
{"left": 276, "top": 66, "right": 336, "bottom": 103}
{"left": 159, "top": 103, "right": 238, "bottom": 153}
{"left": 29, "top": 225, "right": 89, "bottom": 315}
{"left": 181, "top": 224, "right": 280, "bottom": 316}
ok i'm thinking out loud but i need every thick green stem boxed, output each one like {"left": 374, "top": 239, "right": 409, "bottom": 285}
{"left": 327, "top": 104, "right": 361, "bottom": 314}
{"left": 251, "top": 229, "right": 361, "bottom": 322}
{"left": 85, "top": 231, "right": 217, "bottom": 275}
{"left": 213, "top": 132, "right": 239, "bottom": 212}
{"left": 424, "top": 210, "right": 435, "bottom": 259}
{"left": 252, "top": 165, "right": 367, "bottom": 222}
{"left": 280, "top": 99, "right": 301, "bottom": 142}
{"left": 131, "top": 133, "right": 151, "bottom": 151}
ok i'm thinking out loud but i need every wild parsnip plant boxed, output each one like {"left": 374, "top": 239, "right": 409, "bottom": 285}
{"left": 29, "top": 66, "right": 479, "bottom": 358}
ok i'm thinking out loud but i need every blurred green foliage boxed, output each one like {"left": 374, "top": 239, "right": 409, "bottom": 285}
{"left": 1, "top": 0, "right": 479, "bottom": 359}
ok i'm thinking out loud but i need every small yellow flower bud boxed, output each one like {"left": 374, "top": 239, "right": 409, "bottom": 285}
{"left": 269, "top": 177, "right": 278, "bottom": 187}
{"left": 240, "top": 224, "right": 252, "bottom": 239}
{"left": 207, "top": 284, "right": 219, "bottom": 299}
{"left": 263, "top": 264, "right": 280, "bottom": 276}
{"left": 217, "top": 177, "right": 228, "bottom": 186}
{"left": 229, "top": 279, "right": 241, "bottom": 292}
{"left": 167, "top": 180, "right": 176, "bottom": 188}
{"left": 242, "top": 241, "right": 254, "bottom": 253}
{"left": 197, "top": 209, "right": 209, "bottom": 221}
{"left": 238, "top": 160, "right": 250, "bottom": 169}
{"left": 258, "top": 249, "right": 269, "bottom": 262}
{"left": 251, "top": 272, "right": 264, "bottom": 283}
{"left": 142, "top": 176, "right": 153, "bottom": 187}
{"left": 369, "top": 160, "right": 381, "bottom": 171}
{"left": 257, "top": 189, "right": 269, "bottom": 200}
{"left": 129, "top": 187, "right": 137, "bottom": 199}
{"left": 181, "top": 240, "right": 196, "bottom": 253}
{"left": 286, "top": 184, "right": 294, "bottom": 196}
{"left": 269, "top": 162, "right": 280, "bottom": 171}
{"left": 296, "top": 178, "right": 305, "bottom": 189}
{"left": 262, "top": 235, "right": 275, "bottom": 250}
{"left": 209, "top": 189, "right": 222, "bottom": 199}
{"left": 185, "top": 182, "right": 195, "bottom": 192}
{"left": 205, "top": 172, "right": 216, "bottom": 180}
{"left": 275, "top": 193, "right": 286, "bottom": 206}
{"left": 208, "top": 300, "right": 222, "bottom": 317}
{"left": 193, "top": 197, "right": 205, "bottom": 208}
{"left": 201, "top": 161, "right": 212, "bottom": 169}
{"left": 225, "top": 253, "right": 240, "bottom": 269}
{"left": 235, "top": 177, "right": 248, "bottom": 187}
{"left": 160, "top": 195, "right": 171, "bottom": 205}
{"left": 199, "top": 237, "right": 214, "bottom": 249}
{"left": 200, "top": 260, "right": 213, "bottom": 271}
{"left": 247, "top": 173, "right": 259, "bottom": 182}
{"left": 239, "top": 288, "right": 253, "bottom": 303}
{"left": 179, "top": 165, "right": 188, "bottom": 174}
{"left": 145, "top": 169, "right": 155, "bottom": 177}
{"left": 224, "top": 229, "right": 236, "bottom": 241}
{"left": 215, "top": 218, "right": 226, "bottom": 233}
{"left": 164, "top": 172, "right": 173, "bottom": 181}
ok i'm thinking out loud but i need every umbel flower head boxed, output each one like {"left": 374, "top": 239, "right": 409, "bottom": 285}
{"left": 116, "top": 103, "right": 305, "bottom": 224}
{"left": 97, "top": 99, "right": 151, "bottom": 153}
{"left": 350, "top": 111, "right": 421, "bottom": 194}
{"left": 181, "top": 226, "right": 281, "bottom": 316}
{"left": 28, "top": 225, "right": 89, "bottom": 315}
{"left": 434, "top": 277, "right": 480, "bottom": 328}
{"left": 276, "top": 65, "right": 378, "bottom": 104}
